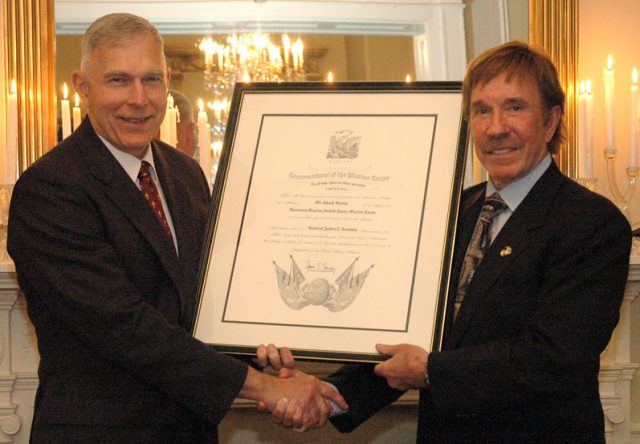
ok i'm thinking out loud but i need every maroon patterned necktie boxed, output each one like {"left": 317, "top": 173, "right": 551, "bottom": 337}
{"left": 138, "top": 161, "right": 172, "bottom": 240}
{"left": 453, "top": 192, "right": 507, "bottom": 321}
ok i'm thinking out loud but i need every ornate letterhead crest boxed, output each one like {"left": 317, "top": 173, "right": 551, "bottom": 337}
{"left": 327, "top": 130, "right": 362, "bottom": 159}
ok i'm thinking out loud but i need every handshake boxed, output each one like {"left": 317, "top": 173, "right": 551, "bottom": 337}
{"left": 239, "top": 344, "right": 347, "bottom": 432}
{"left": 239, "top": 342, "right": 430, "bottom": 432}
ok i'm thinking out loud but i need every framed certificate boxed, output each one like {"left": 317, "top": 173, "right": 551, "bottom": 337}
{"left": 193, "top": 82, "right": 468, "bottom": 362}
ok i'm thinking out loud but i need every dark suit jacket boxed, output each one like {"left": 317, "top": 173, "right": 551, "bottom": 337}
{"left": 8, "top": 119, "right": 248, "bottom": 443}
{"left": 329, "top": 162, "right": 631, "bottom": 443}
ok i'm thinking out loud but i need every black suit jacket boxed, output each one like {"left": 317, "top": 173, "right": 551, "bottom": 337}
{"left": 8, "top": 119, "right": 248, "bottom": 443}
{"left": 329, "top": 162, "right": 631, "bottom": 443}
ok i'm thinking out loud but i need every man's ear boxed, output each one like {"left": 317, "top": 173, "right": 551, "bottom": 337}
{"left": 71, "top": 70, "right": 89, "bottom": 107}
{"left": 544, "top": 105, "right": 562, "bottom": 143}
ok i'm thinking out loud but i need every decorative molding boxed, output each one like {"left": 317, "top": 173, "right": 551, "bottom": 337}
{"left": 0, "top": 414, "right": 20, "bottom": 436}
{"left": 12, "top": 373, "right": 38, "bottom": 392}
{"left": 604, "top": 405, "right": 626, "bottom": 425}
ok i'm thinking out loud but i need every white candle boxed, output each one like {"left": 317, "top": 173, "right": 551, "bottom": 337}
{"left": 167, "top": 94, "right": 178, "bottom": 147}
{"left": 631, "top": 68, "right": 639, "bottom": 167}
{"left": 160, "top": 93, "right": 172, "bottom": 144}
{"left": 217, "top": 45, "right": 224, "bottom": 70}
{"left": 213, "top": 100, "right": 222, "bottom": 122}
{"left": 197, "top": 99, "right": 212, "bottom": 186}
{"left": 211, "top": 141, "right": 223, "bottom": 164}
{"left": 327, "top": 71, "right": 334, "bottom": 83}
{"left": 296, "top": 39, "right": 304, "bottom": 68}
{"left": 578, "top": 80, "right": 594, "bottom": 178}
{"left": 5, "top": 79, "right": 18, "bottom": 184}
{"left": 603, "top": 55, "right": 616, "bottom": 154}
{"left": 61, "top": 83, "right": 72, "bottom": 140}
{"left": 72, "top": 93, "right": 82, "bottom": 132}
{"left": 282, "top": 35, "right": 291, "bottom": 67}
{"left": 578, "top": 81, "right": 588, "bottom": 177}
{"left": 585, "top": 79, "right": 594, "bottom": 177}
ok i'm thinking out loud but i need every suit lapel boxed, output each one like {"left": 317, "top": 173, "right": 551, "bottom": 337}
{"left": 152, "top": 142, "right": 200, "bottom": 315}
{"left": 442, "top": 185, "right": 485, "bottom": 339}
{"left": 76, "top": 120, "right": 183, "bottom": 292}
{"left": 445, "top": 163, "right": 563, "bottom": 349}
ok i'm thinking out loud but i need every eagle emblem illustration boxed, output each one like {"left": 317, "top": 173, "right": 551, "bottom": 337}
{"left": 327, "top": 130, "right": 361, "bottom": 159}
{"left": 273, "top": 256, "right": 373, "bottom": 312}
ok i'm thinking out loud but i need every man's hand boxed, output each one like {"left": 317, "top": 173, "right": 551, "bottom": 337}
{"left": 256, "top": 343, "right": 295, "bottom": 371}
{"left": 374, "top": 343, "right": 429, "bottom": 391}
{"left": 269, "top": 368, "right": 348, "bottom": 431}
{"left": 240, "top": 367, "right": 348, "bottom": 431}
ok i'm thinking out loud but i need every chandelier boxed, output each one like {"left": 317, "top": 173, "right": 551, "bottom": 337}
{"left": 199, "top": 33, "right": 304, "bottom": 122}
{"left": 198, "top": 33, "right": 305, "bottom": 176}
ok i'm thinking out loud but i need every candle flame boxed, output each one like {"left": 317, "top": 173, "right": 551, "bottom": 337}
{"left": 74, "top": 92, "right": 80, "bottom": 107}
{"left": 63, "top": 82, "right": 69, "bottom": 99}
{"left": 10, "top": 79, "right": 16, "bottom": 95}
{"left": 607, "top": 54, "right": 614, "bottom": 71}
{"left": 579, "top": 81, "right": 586, "bottom": 95}
{"left": 405, "top": 74, "right": 412, "bottom": 83}
{"left": 633, "top": 67, "right": 638, "bottom": 86}
{"left": 243, "top": 72, "right": 251, "bottom": 83}
{"left": 327, "top": 71, "right": 334, "bottom": 82}
{"left": 198, "top": 98, "right": 204, "bottom": 112}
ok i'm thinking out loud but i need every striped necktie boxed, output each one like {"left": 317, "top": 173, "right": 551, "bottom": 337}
{"left": 138, "top": 161, "right": 172, "bottom": 240}
{"left": 453, "top": 192, "right": 507, "bottom": 321}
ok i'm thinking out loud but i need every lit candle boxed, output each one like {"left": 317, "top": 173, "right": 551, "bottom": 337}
{"left": 61, "top": 83, "right": 72, "bottom": 140}
{"left": 585, "top": 79, "right": 594, "bottom": 177}
{"left": 213, "top": 100, "right": 222, "bottom": 122}
{"left": 212, "top": 141, "right": 223, "bottom": 164}
{"left": 5, "top": 79, "right": 18, "bottom": 184}
{"left": 167, "top": 94, "right": 178, "bottom": 147}
{"left": 72, "top": 93, "right": 82, "bottom": 132}
{"left": 282, "top": 35, "right": 291, "bottom": 67}
{"left": 405, "top": 74, "right": 412, "bottom": 83}
{"left": 631, "top": 67, "right": 639, "bottom": 167}
{"left": 197, "top": 99, "right": 212, "bottom": 186}
{"left": 602, "top": 55, "right": 616, "bottom": 154}
{"left": 578, "top": 80, "right": 594, "bottom": 178}
{"left": 217, "top": 45, "right": 224, "bottom": 69}
{"left": 327, "top": 71, "right": 334, "bottom": 83}
{"left": 296, "top": 39, "right": 304, "bottom": 68}
{"left": 160, "top": 93, "right": 172, "bottom": 144}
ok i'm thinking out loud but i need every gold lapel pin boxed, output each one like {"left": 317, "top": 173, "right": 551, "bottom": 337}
{"left": 500, "top": 246, "right": 512, "bottom": 257}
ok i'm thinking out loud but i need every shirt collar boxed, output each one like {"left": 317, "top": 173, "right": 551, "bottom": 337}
{"left": 99, "top": 135, "right": 156, "bottom": 183}
{"left": 486, "top": 154, "right": 552, "bottom": 212}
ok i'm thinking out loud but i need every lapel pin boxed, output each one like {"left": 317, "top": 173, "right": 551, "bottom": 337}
{"left": 500, "top": 246, "right": 512, "bottom": 257}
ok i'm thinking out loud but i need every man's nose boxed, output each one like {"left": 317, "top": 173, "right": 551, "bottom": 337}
{"left": 128, "top": 81, "right": 149, "bottom": 106}
{"left": 486, "top": 110, "right": 508, "bottom": 136}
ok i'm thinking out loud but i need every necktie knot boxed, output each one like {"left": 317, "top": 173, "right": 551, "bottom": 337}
{"left": 482, "top": 192, "right": 507, "bottom": 214}
{"left": 138, "top": 161, "right": 151, "bottom": 180}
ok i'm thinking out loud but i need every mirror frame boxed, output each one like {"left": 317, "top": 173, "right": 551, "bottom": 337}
{"left": 4, "top": 0, "right": 578, "bottom": 177}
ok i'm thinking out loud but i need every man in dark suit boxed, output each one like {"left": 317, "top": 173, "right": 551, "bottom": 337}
{"left": 272, "top": 41, "right": 632, "bottom": 442}
{"left": 7, "top": 13, "right": 345, "bottom": 443}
